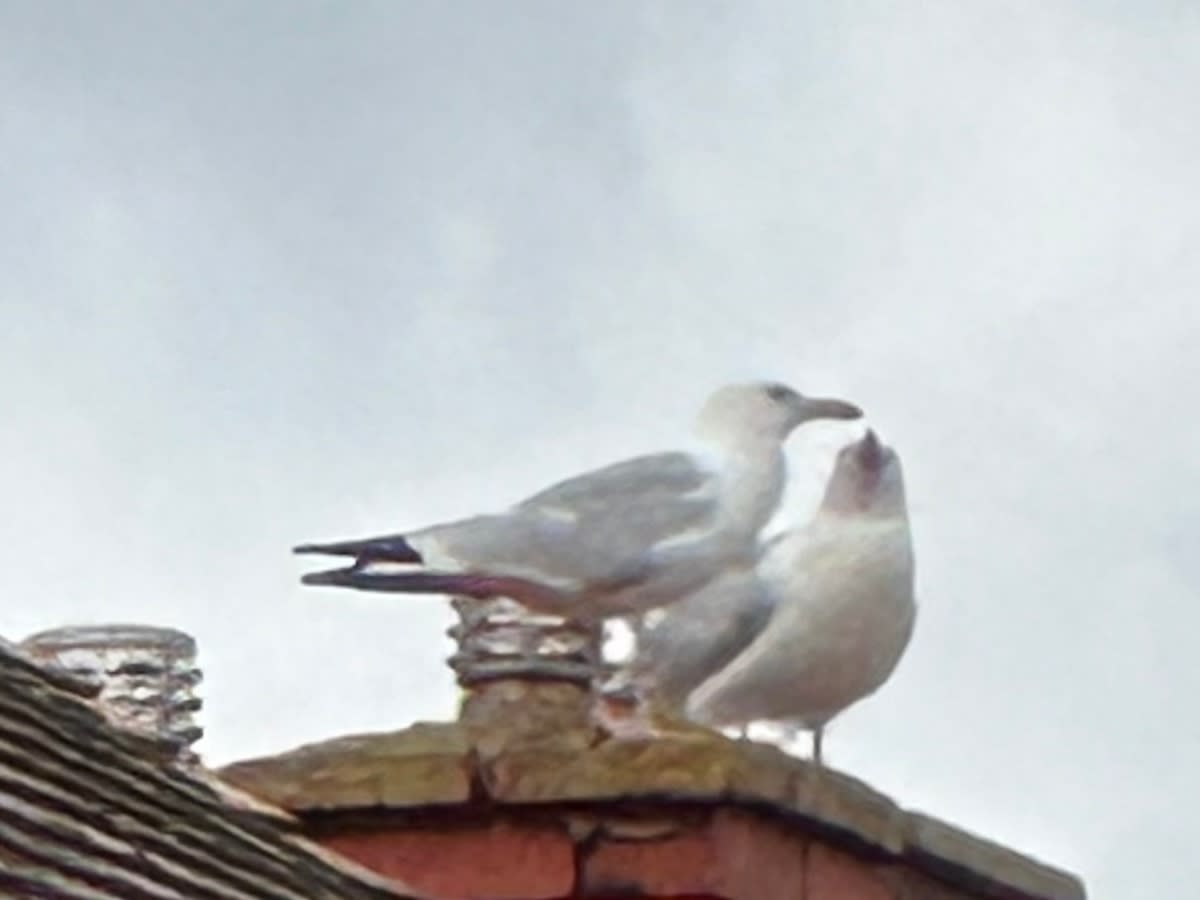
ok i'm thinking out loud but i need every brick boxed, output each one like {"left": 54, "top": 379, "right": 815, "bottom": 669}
{"left": 582, "top": 819, "right": 720, "bottom": 897}
{"left": 708, "top": 809, "right": 813, "bottom": 900}
{"left": 582, "top": 807, "right": 897, "bottom": 900}
{"left": 807, "top": 844, "right": 894, "bottom": 900}
{"left": 323, "top": 821, "right": 574, "bottom": 900}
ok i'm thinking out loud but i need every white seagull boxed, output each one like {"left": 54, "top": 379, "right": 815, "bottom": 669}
{"left": 683, "top": 429, "right": 916, "bottom": 763}
{"left": 295, "top": 382, "right": 862, "bottom": 621}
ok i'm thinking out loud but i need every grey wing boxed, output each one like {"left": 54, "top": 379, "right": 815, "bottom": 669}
{"left": 686, "top": 532, "right": 825, "bottom": 729}
{"left": 633, "top": 567, "right": 776, "bottom": 707}
{"left": 427, "top": 452, "right": 719, "bottom": 587}
{"left": 685, "top": 545, "right": 824, "bottom": 727}
{"left": 518, "top": 452, "right": 710, "bottom": 513}
{"left": 685, "top": 619, "right": 784, "bottom": 726}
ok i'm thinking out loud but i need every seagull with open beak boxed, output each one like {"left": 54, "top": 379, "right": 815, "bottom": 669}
{"left": 680, "top": 429, "right": 917, "bottom": 765}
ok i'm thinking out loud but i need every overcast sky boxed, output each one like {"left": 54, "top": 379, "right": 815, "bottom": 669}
{"left": 2, "top": 3, "right": 1197, "bottom": 897}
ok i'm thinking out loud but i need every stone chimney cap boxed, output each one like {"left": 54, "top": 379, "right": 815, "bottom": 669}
{"left": 21, "top": 622, "right": 204, "bottom": 761}
{"left": 23, "top": 623, "right": 197, "bottom": 653}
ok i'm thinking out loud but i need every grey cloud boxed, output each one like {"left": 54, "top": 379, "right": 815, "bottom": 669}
{"left": 1, "top": 4, "right": 1195, "bottom": 897}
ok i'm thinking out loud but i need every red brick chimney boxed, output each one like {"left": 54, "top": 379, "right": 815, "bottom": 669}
{"left": 220, "top": 598, "right": 1086, "bottom": 900}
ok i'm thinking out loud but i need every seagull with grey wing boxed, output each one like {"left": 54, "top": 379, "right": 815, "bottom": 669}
{"left": 679, "top": 429, "right": 915, "bottom": 764}
{"left": 295, "top": 382, "right": 862, "bottom": 621}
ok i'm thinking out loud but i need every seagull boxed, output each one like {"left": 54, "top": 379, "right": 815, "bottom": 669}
{"left": 683, "top": 429, "right": 916, "bottom": 764}
{"left": 295, "top": 382, "right": 862, "bottom": 621}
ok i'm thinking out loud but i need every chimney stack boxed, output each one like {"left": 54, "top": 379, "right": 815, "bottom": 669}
{"left": 445, "top": 596, "right": 611, "bottom": 732}
{"left": 21, "top": 624, "right": 203, "bottom": 762}
{"left": 447, "top": 596, "right": 605, "bottom": 687}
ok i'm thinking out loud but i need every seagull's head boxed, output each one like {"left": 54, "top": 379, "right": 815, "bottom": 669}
{"left": 820, "top": 429, "right": 907, "bottom": 518}
{"left": 695, "top": 381, "right": 862, "bottom": 444}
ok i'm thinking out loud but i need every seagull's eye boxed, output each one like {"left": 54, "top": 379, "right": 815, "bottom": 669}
{"left": 765, "top": 383, "right": 796, "bottom": 403}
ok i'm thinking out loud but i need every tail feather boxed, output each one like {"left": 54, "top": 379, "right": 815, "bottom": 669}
{"left": 293, "top": 533, "right": 422, "bottom": 563}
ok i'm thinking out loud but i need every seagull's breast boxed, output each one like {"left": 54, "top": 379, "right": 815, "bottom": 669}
{"left": 775, "top": 519, "right": 915, "bottom": 723}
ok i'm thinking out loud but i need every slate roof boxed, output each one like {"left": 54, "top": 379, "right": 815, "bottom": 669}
{"left": 0, "top": 636, "right": 417, "bottom": 900}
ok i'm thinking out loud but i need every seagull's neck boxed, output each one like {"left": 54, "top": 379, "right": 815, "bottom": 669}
{"left": 819, "top": 491, "right": 909, "bottom": 521}
{"left": 805, "top": 511, "right": 912, "bottom": 563}
{"left": 691, "top": 431, "right": 788, "bottom": 539}
{"left": 691, "top": 424, "right": 781, "bottom": 458}
{"left": 685, "top": 431, "right": 783, "bottom": 477}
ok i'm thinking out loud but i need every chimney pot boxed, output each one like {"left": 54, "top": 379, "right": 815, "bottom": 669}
{"left": 446, "top": 597, "right": 606, "bottom": 689}
{"left": 21, "top": 623, "right": 203, "bottom": 762}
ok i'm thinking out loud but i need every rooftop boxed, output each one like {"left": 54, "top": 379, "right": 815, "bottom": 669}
{"left": 3, "top": 602, "right": 1088, "bottom": 899}
{"left": 221, "top": 679, "right": 1086, "bottom": 900}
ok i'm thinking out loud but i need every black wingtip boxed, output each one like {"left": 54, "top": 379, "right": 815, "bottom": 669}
{"left": 299, "top": 567, "right": 475, "bottom": 595}
{"left": 300, "top": 567, "right": 353, "bottom": 587}
{"left": 291, "top": 534, "right": 423, "bottom": 563}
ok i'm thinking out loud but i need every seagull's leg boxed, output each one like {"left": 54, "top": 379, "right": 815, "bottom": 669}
{"left": 806, "top": 726, "right": 828, "bottom": 813}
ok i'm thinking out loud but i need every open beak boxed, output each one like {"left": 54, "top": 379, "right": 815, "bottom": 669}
{"left": 855, "top": 428, "right": 885, "bottom": 468}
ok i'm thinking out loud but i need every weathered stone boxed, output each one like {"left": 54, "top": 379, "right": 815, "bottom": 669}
{"left": 483, "top": 730, "right": 729, "bottom": 803}
{"left": 720, "top": 737, "right": 797, "bottom": 803}
{"left": 788, "top": 765, "right": 906, "bottom": 854}
{"left": 904, "top": 813, "right": 1086, "bottom": 900}
{"left": 219, "top": 722, "right": 471, "bottom": 809}
{"left": 220, "top": 719, "right": 1086, "bottom": 900}
{"left": 462, "top": 679, "right": 596, "bottom": 761}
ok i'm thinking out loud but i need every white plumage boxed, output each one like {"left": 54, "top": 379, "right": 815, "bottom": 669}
{"left": 681, "top": 429, "right": 916, "bottom": 762}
